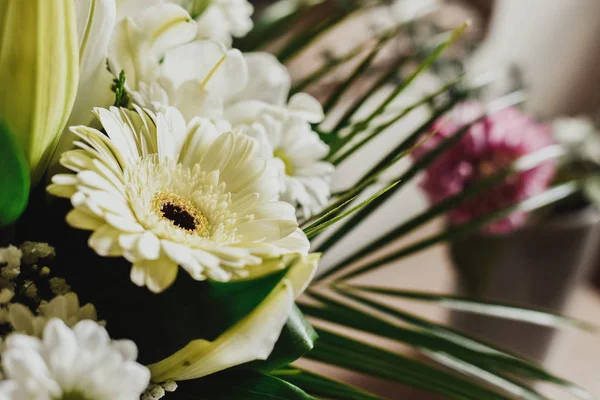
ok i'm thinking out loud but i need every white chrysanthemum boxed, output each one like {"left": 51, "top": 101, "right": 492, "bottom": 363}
{"left": 0, "top": 319, "right": 150, "bottom": 400}
{"left": 8, "top": 293, "right": 99, "bottom": 338}
{"left": 224, "top": 52, "right": 325, "bottom": 124}
{"left": 48, "top": 106, "right": 309, "bottom": 292}
{"left": 109, "top": 2, "right": 248, "bottom": 122}
{"left": 108, "top": 6, "right": 323, "bottom": 125}
{"left": 117, "top": 0, "right": 253, "bottom": 46}
{"left": 244, "top": 112, "right": 334, "bottom": 218}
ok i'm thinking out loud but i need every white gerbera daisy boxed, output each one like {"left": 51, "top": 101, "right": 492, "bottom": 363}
{"left": 245, "top": 112, "right": 334, "bottom": 218}
{"left": 109, "top": 3, "right": 247, "bottom": 122}
{"left": 0, "top": 319, "right": 149, "bottom": 400}
{"left": 48, "top": 106, "right": 309, "bottom": 293}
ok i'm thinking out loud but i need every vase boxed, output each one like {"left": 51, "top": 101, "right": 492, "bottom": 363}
{"left": 449, "top": 207, "right": 600, "bottom": 363}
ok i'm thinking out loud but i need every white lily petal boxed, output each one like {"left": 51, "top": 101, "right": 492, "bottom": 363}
{"left": 149, "top": 280, "right": 294, "bottom": 381}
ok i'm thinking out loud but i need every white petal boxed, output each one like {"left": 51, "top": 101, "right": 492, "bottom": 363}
{"left": 229, "top": 52, "right": 289, "bottom": 106}
{"left": 136, "top": 232, "right": 161, "bottom": 260}
{"left": 272, "top": 228, "right": 310, "bottom": 255}
{"left": 284, "top": 253, "right": 320, "bottom": 298}
{"left": 288, "top": 93, "right": 324, "bottom": 123}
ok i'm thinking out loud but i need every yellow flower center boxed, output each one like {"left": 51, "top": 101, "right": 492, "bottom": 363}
{"left": 274, "top": 148, "right": 295, "bottom": 176}
{"left": 151, "top": 191, "right": 210, "bottom": 237}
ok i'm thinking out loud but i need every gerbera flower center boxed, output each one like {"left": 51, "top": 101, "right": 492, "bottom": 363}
{"left": 151, "top": 191, "right": 210, "bottom": 237}
{"left": 59, "top": 391, "right": 94, "bottom": 400}
{"left": 274, "top": 148, "right": 295, "bottom": 176}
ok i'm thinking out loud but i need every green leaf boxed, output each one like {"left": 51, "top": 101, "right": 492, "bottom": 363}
{"left": 0, "top": 121, "right": 29, "bottom": 227}
{"left": 340, "top": 284, "right": 596, "bottom": 332}
{"left": 248, "top": 305, "right": 318, "bottom": 373}
{"left": 308, "top": 328, "right": 512, "bottom": 400}
{"left": 338, "top": 180, "right": 580, "bottom": 281}
{"left": 273, "top": 368, "right": 382, "bottom": 400}
{"left": 176, "top": 369, "right": 317, "bottom": 399}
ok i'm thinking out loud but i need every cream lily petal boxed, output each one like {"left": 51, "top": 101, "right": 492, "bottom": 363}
{"left": 148, "top": 280, "right": 294, "bottom": 381}
{"left": 0, "top": 0, "right": 79, "bottom": 184}
{"left": 52, "top": 0, "right": 117, "bottom": 171}
{"left": 148, "top": 254, "right": 317, "bottom": 381}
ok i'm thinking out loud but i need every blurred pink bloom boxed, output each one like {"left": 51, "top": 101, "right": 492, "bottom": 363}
{"left": 412, "top": 102, "right": 556, "bottom": 234}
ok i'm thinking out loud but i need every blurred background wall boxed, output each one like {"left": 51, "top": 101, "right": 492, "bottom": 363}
{"left": 467, "top": 0, "right": 600, "bottom": 118}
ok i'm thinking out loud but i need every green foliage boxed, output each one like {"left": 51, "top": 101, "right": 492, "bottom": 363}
{"left": 0, "top": 122, "right": 29, "bottom": 227}
{"left": 177, "top": 370, "right": 316, "bottom": 399}
{"left": 274, "top": 368, "right": 382, "bottom": 400}
{"left": 248, "top": 305, "right": 318, "bottom": 372}
{"left": 112, "top": 70, "right": 130, "bottom": 108}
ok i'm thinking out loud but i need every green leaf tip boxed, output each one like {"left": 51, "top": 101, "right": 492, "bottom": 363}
{"left": 0, "top": 122, "right": 30, "bottom": 227}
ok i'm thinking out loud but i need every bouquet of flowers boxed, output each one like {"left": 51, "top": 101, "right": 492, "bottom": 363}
{"left": 0, "top": 0, "right": 595, "bottom": 399}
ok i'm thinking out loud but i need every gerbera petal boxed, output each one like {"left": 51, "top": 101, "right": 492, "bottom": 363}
{"left": 132, "top": 256, "right": 178, "bottom": 293}
{"left": 88, "top": 225, "right": 123, "bottom": 257}
{"left": 272, "top": 228, "right": 311, "bottom": 255}
{"left": 66, "top": 209, "right": 105, "bottom": 231}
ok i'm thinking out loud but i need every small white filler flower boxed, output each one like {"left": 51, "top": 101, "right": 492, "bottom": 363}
{"left": 0, "top": 319, "right": 150, "bottom": 400}
{"left": 48, "top": 106, "right": 309, "bottom": 293}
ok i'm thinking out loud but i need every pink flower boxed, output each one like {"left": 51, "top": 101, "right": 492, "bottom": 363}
{"left": 412, "top": 102, "right": 556, "bottom": 234}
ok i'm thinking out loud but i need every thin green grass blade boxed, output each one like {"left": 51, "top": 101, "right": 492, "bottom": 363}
{"left": 322, "top": 145, "right": 566, "bottom": 277}
{"left": 330, "top": 75, "right": 463, "bottom": 165}
{"left": 301, "top": 195, "right": 358, "bottom": 231}
{"left": 338, "top": 180, "right": 580, "bottom": 281}
{"left": 340, "top": 284, "right": 596, "bottom": 332}
{"left": 273, "top": 368, "right": 382, "bottom": 400}
{"left": 309, "top": 328, "right": 512, "bottom": 400}
{"left": 327, "top": 55, "right": 413, "bottom": 138}
{"left": 291, "top": 30, "right": 402, "bottom": 95}
{"left": 326, "top": 22, "right": 468, "bottom": 160}
{"left": 277, "top": 9, "right": 353, "bottom": 63}
{"left": 313, "top": 112, "right": 482, "bottom": 261}
{"left": 322, "top": 31, "right": 396, "bottom": 114}
{"left": 305, "top": 181, "right": 400, "bottom": 239}
{"left": 304, "top": 102, "right": 451, "bottom": 229}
